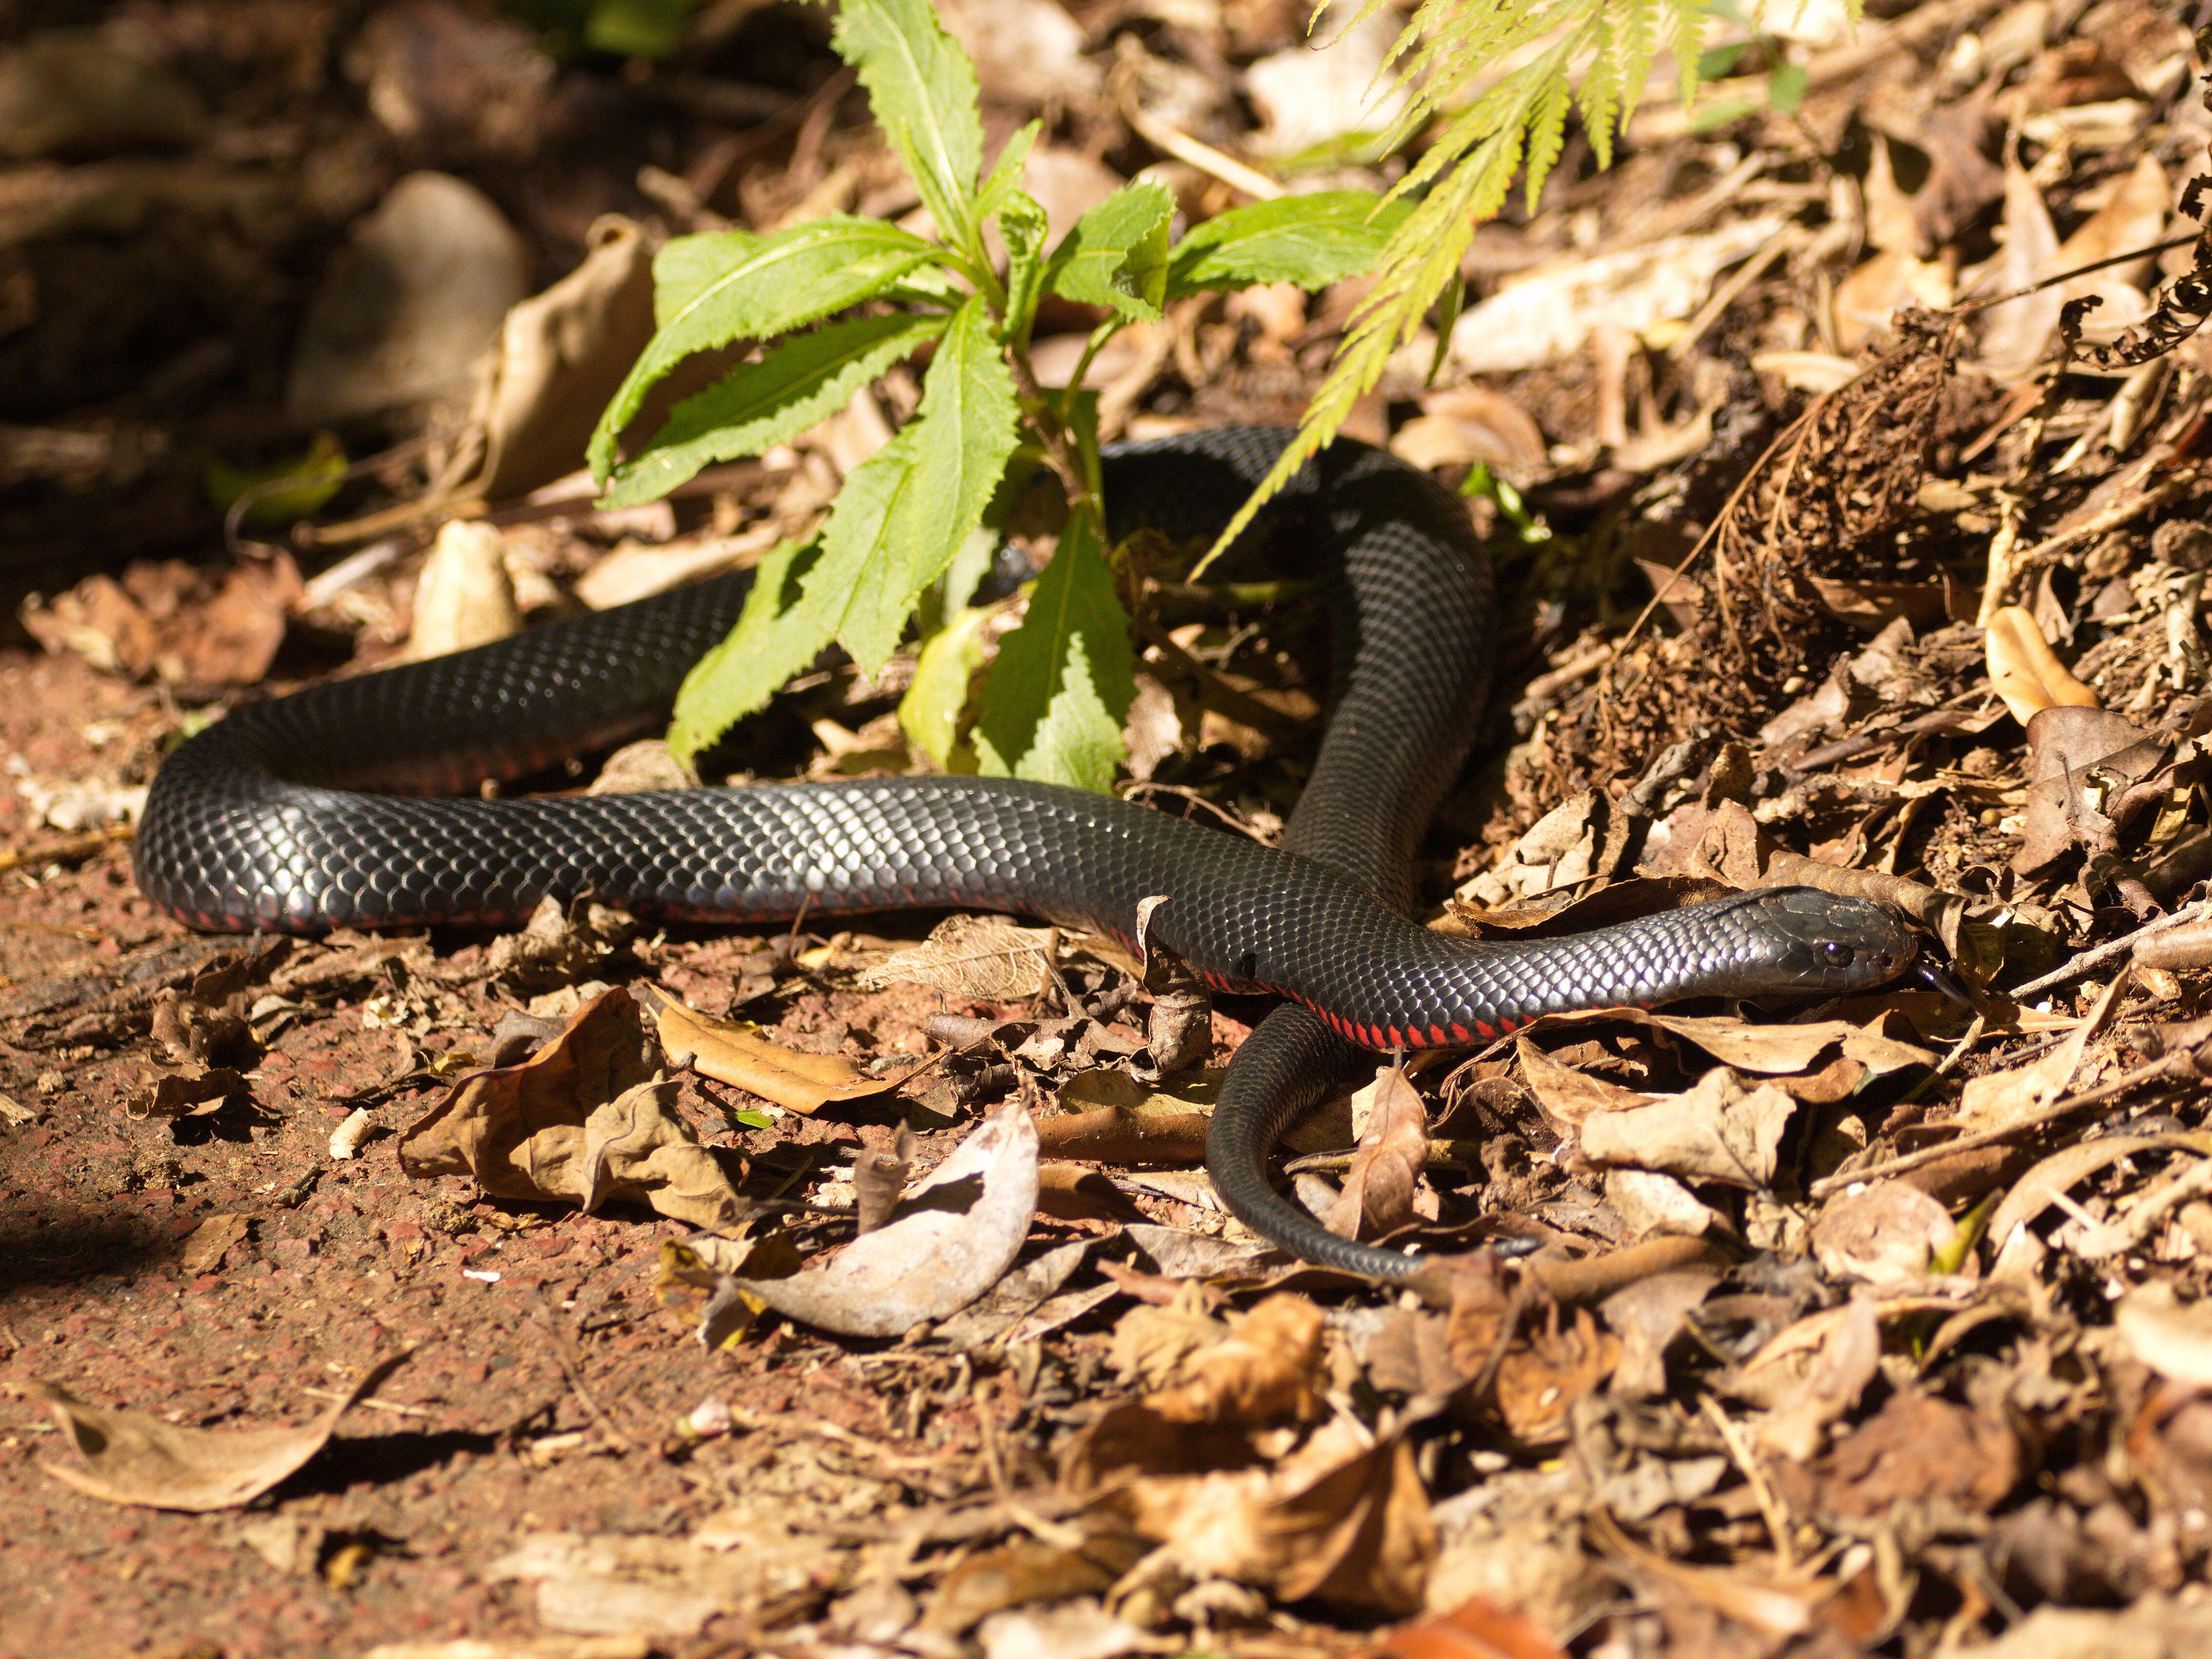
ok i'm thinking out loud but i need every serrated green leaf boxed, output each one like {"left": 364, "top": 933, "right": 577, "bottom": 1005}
{"left": 666, "top": 537, "right": 831, "bottom": 764}
{"left": 1163, "top": 191, "right": 1409, "bottom": 299}
{"left": 971, "top": 512, "right": 1132, "bottom": 790}
{"left": 590, "top": 217, "right": 937, "bottom": 484}
{"left": 1047, "top": 182, "right": 1173, "bottom": 322}
{"left": 899, "top": 602, "right": 999, "bottom": 769}
{"left": 795, "top": 295, "right": 1021, "bottom": 672}
{"left": 978, "top": 120, "right": 1042, "bottom": 220}
{"left": 826, "top": 0, "right": 985, "bottom": 251}
{"left": 603, "top": 312, "right": 946, "bottom": 508}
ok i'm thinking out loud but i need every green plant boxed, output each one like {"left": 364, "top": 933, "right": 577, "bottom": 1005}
{"left": 589, "top": 0, "right": 1403, "bottom": 789}
{"left": 1198, "top": 0, "right": 1848, "bottom": 574}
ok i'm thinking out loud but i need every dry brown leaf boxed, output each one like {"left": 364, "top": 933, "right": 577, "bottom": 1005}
{"left": 2014, "top": 704, "right": 2163, "bottom": 876}
{"left": 1361, "top": 1592, "right": 1571, "bottom": 1659}
{"left": 1391, "top": 387, "right": 1547, "bottom": 477}
{"left": 1587, "top": 1509, "right": 1820, "bottom": 1639}
{"left": 1738, "top": 1297, "right": 1882, "bottom": 1461}
{"left": 1602, "top": 1267, "right": 1723, "bottom": 1399}
{"left": 2117, "top": 1282, "right": 2212, "bottom": 1387}
{"left": 730, "top": 1100, "right": 1039, "bottom": 1338}
{"left": 485, "top": 1529, "right": 811, "bottom": 1639}
{"left": 21, "top": 556, "right": 300, "bottom": 687}
{"left": 1491, "top": 1306, "right": 1619, "bottom": 1444}
{"left": 1107, "top": 1282, "right": 1229, "bottom": 1391}
{"left": 922, "top": 1531, "right": 1143, "bottom": 1636}
{"left": 399, "top": 986, "right": 750, "bottom": 1231}
{"left": 1811, "top": 1181, "right": 1958, "bottom": 1288}
{"left": 446, "top": 213, "right": 657, "bottom": 502}
{"left": 1328, "top": 1065, "right": 1430, "bottom": 1242}
{"left": 1991, "top": 1132, "right": 2212, "bottom": 1252}
{"left": 176, "top": 1213, "right": 249, "bottom": 1273}
{"left": 1577, "top": 1068, "right": 1796, "bottom": 1188}
{"left": 24, "top": 1352, "right": 411, "bottom": 1511}
{"left": 857, "top": 913, "right": 1058, "bottom": 1000}
{"left": 1515, "top": 1036, "right": 1657, "bottom": 1130}
{"left": 1447, "top": 220, "right": 1786, "bottom": 375}
{"left": 1987, "top": 605, "right": 2100, "bottom": 722}
{"left": 1147, "top": 1293, "right": 1329, "bottom": 1427}
{"left": 654, "top": 993, "right": 900, "bottom": 1114}
{"left": 1978, "top": 144, "right": 2064, "bottom": 384}
{"left": 853, "top": 1123, "right": 916, "bottom": 1235}
{"left": 1834, "top": 250, "right": 1954, "bottom": 354}
{"left": 1785, "top": 1389, "right": 2020, "bottom": 1519}
{"left": 1956, "top": 970, "right": 2128, "bottom": 1133}
{"left": 1109, "top": 1413, "right": 1436, "bottom": 1615}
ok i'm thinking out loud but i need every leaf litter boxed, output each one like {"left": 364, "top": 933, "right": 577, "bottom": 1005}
{"left": 16, "top": 0, "right": 2212, "bottom": 1655}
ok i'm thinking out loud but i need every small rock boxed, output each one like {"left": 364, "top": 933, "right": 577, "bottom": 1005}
{"left": 286, "top": 171, "right": 529, "bottom": 424}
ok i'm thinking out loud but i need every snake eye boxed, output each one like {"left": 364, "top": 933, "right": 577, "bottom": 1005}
{"left": 1819, "top": 941, "right": 1855, "bottom": 967}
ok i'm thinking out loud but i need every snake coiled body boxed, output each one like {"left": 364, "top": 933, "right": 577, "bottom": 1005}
{"left": 137, "top": 428, "right": 1912, "bottom": 1278}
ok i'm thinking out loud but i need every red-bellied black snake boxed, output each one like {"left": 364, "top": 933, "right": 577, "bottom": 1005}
{"left": 136, "top": 427, "right": 1916, "bottom": 1278}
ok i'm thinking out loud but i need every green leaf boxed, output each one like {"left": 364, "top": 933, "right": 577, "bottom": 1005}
{"left": 590, "top": 216, "right": 938, "bottom": 483}
{"left": 1687, "top": 96, "right": 1760, "bottom": 131}
{"left": 1696, "top": 41, "right": 1746, "bottom": 79}
{"left": 971, "top": 511, "right": 1133, "bottom": 790}
{"left": 666, "top": 537, "right": 832, "bottom": 765}
{"left": 899, "top": 602, "right": 999, "bottom": 769}
{"left": 977, "top": 121, "right": 1042, "bottom": 220}
{"left": 205, "top": 431, "right": 346, "bottom": 527}
{"left": 585, "top": 0, "right": 700, "bottom": 57}
{"left": 1163, "top": 191, "right": 1409, "bottom": 299}
{"left": 825, "top": 0, "right": 985, "bottom": 253}
{"left": 1046, "top": 182, "right": 1173, "bottom": 323}
{"left": 602, "top": 312, "right": 946, "bottom": 508}
{"left": 999, "top": 191, "right": 1050, "bottom": 340}
{"left": 1766, "top": 60, "right": 1808, "bottom": 114}
{"left": 796, "top": 295, "right": 1022, "bottom": 672}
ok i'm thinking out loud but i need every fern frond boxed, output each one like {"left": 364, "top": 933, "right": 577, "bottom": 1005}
{"left": 1204, "top": 0, "right": 1717, "bottom": 565}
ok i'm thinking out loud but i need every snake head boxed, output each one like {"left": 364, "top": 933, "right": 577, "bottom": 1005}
{"left": 1745, "top": 887, "right": 1917, "bottom": 992}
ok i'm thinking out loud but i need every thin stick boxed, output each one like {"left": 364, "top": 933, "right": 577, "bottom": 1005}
{"left": 1807, "top": 1050, "right": 2200, "bottom": 1197}
{"left": 1701, "top": 1394, "right": 1794, "bottom": 1570}
{"left": 1123, "top": 100, "right": 1284, "bottom": 201}
{"left": 2008, "top": 899, "right": 2212, "bottom": 1001}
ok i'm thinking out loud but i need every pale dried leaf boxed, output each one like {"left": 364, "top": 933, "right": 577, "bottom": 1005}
{"left": 27, "top": 1352, "right": 411, "bottom": 1512}
{"left": 732, "top": 1101, "right": 1039, "bottom": 1338}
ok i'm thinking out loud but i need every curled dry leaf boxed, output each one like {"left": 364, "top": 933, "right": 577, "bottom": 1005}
{"left": 399, "top": 986, "right": 751, "bottom": 1232}
{"left": 1777, "top": 1388, "right": 2020, "bottom": 1519}
{"left": 1327, "top": 1065, "right": 1430, "bottom": 1242}
{"left": 1737, "top": 1297, "right": 1882, "bottom": 1462}
{"left": 2014, "top": 704, "right": 2164, "bottom": 876}
{"left": 1811, "top": 1181, "right": 1959, "bottom": 1288}
{"left": 729, "top": 1101, "right": 1039, "bottom": 1338}
{"left": 23, "top": 1352, "right": 411, "bottom": 1512}
{"left": 2117, "top": 1281, "right": 2212, "bottom": 1388}
{"left": 176, "top": 1213, "right": 249, "bottom": 1273}
{"left": 857, "top": 913, "right": 1058, "bottom": 1001}
{"left": 445, "top": 212, "right": 657, "bottom": 502}
{"left": 1987, "top": 1131, "right": 2212, "bottom": 1253}
{"left": 406, "top": 518, "right": 520, "bottom": 661}
{"left": 1956, "top": 970, "right": 2128, "bottom": 1133}
{"left": 653, "top": 992, "right": 902, "bottom": 1114}
{"left": 1515, "top": 1036, "right": 1656, "bottom": 1130}
{"left": 1103, "top": 1413, "right": 1436, "bottom": 1615}
{"left": 1987, "top": 605, "right": 2099, "bottom": 723}
{"left": 853, "top": 1122, "right": 916, "bottom": 1235}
